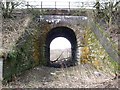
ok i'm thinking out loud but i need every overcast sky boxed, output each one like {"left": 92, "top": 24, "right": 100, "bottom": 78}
{"left": 22, "top": 0, "right": 119, "bottom": 9}
{"left": 3, "top": 0, "right": 118, "bottom": 9}
{"left": 25, "top": 0, "right": 96, "bottom": 2}
{"left": 22, "top": 0, "right": 97, "bottom": 8}
{"left": 50, "top": 37, "right": 71, "bottom": 50}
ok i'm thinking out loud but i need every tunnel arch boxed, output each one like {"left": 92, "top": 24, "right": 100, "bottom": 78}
{"left": 45, "top": 26, "right": 77, "bottom": 67}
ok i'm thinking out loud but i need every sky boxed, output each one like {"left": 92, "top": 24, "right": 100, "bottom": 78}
{"left": 23, "top": 0, "right": 97, "bottom": 8}
{"left": 25, "top": 0, "right": 96, "bottom": 2}
{"left": 23, "top": 0, "right": 119, "bottom": 9}
{"left": 3, "top": 0, "right": 118, "bottom": 9}
{"left": 50, "top": 37, "right": 71, "bottom": 50}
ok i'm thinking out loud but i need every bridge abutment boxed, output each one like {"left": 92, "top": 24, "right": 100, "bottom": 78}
{"left": 2, "top": 15, "right": 87, "bottom": 81}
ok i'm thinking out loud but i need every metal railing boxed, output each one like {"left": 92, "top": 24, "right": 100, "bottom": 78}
{"left": 19, "top": 1, "right": 96, "bottom": 9}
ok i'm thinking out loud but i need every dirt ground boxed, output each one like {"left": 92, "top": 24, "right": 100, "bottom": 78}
{"left": 2, "top": 64, "right": 119, "bottom": 88}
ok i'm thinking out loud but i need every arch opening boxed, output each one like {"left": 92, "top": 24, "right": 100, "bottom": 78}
{"left": 50, "top": 37, "right": 72, "bottom": 64}
{"left": 45, "top": 26, "right": 77, "bottom": 68}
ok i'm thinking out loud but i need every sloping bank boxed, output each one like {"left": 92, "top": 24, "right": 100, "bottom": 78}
{"left": 2, "top": 14, "right": 48, "bottom": 84}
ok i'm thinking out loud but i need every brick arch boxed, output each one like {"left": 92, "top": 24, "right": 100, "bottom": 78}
{"left": 45, "top": 26, "right": 78, "bottom": 67}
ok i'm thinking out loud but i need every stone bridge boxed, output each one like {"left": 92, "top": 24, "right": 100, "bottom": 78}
{"left": 0, "top": 14, "right": 119, "bottom": 83}
{"left": 0, "top": 15, "right": 88, "bottom": 82}
{"left": 37, "top": 15, "right": 88, "bottom": 66}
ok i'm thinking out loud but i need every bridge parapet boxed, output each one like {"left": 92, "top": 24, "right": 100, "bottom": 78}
{"left": 36, "top": 15, "right": 88, "bottom": 27}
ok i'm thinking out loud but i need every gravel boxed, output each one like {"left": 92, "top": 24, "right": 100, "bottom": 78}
{"left": 2, "top": 64, "right": 119, "bottom": 88}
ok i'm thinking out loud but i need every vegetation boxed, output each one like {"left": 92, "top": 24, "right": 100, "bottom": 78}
{"left": 81, "top": 27, "right": 119, "bottom": 73}
{"left": 2, "top": 0, "right": 120, "bottom": 85}
{"left": 87, "top": 0, "right": 120, "bottom": 73}
{"left": 93, "top": 0, "right": 120, "bottom": 26}
{"left": 80, "top": 0, "right": 119, "bottom": 72}
{"left": 1, "top": 0, "right": 23, "bottom": 18}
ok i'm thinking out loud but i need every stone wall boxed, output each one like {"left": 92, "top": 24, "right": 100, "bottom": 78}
{"left": 2, "top": 15, "right": 87, "bottom": 83}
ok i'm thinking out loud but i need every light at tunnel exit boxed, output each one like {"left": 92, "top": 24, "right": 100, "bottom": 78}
{"left": 50, "top": 37, "right": 71, "bottom": 50}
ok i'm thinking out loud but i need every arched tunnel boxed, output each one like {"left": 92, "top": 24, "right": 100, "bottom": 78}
{"left": 45, "top": 26, "right": 78, "bottom": 68}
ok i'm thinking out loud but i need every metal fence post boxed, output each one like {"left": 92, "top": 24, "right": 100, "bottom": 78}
{"left": 69, "top": 2, "right": 70, "bottom": 12}
{"left": 55, "top": 1, "right": 56, "bottom": 9}
{"left": 41, "top": 1, "right": 43, "bottom": 14}
{"left": 41, "top": 1, "right": 42, "bottom": 9}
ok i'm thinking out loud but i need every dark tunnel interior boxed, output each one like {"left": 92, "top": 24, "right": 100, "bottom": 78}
{"left": 45, "top": 26, "right": 78, "bottom": 68}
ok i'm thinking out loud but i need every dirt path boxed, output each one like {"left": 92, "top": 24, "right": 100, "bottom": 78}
{"left": 2, "top": 64, "right": 119, "bottom": 88}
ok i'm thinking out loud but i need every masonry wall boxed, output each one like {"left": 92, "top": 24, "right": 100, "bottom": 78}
{"left": 3, "top": 15, "right": 86, "bottom": 83}
{"left": 3, "top": 17, "right": 47, "bottom": 82}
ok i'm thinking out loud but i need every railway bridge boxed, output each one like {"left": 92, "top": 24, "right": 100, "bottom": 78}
{"left": 0, "top": 7, "right": 119, "bottom": 83}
